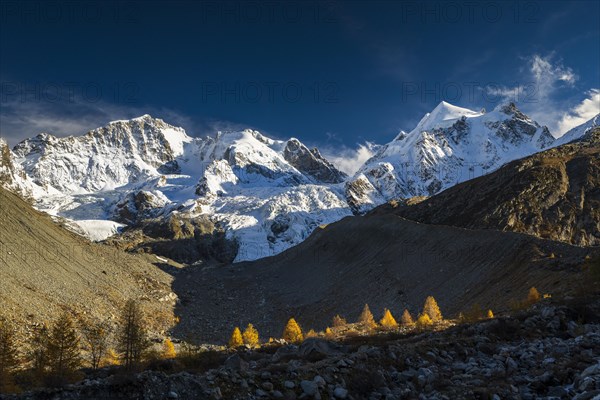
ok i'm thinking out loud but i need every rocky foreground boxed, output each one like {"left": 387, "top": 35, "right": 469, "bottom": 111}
{"left": 6, "top": 297, "right": 600, "bottom": 400}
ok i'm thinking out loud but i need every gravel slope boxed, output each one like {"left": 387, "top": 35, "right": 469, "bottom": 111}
{"left": 0, "top": 187, "right": 176, "bottom": 336}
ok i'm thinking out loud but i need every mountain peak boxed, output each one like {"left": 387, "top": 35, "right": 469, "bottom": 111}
{"left": 108, "top": 114, "right": 162, "bottom": 126}
{"left": 414, "top": 101, "right": 482, "bottom": 133}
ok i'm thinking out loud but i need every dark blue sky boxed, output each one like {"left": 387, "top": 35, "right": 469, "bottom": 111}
{"left": 1, "top": 0, "right": 599, "bottom": 161}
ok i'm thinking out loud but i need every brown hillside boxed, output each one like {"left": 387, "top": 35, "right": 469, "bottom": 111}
{"left": 383, "top": 128, "right": 600, "bottom": 246}
{"left": 0, "top": 187, "right": 176, "bottom": 337}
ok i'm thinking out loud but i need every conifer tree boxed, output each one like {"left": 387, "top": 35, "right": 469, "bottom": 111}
{"left": 487, "top": 309, "right": 494, "bottom": 319}
{"left": 282, "top": 318, "right": 303, "bottom": 343}
{"left": 162, "top": 339, "right": 176, "bottom": 359}
{"left": 380, "top": 308, "right": 398, "bottom": 329}
{"left": 81, "top": 320, "right": 110, "bottom": 370}
{"left": 527, "top": 287, "right": 540, "bottom": 305}
{"left": 358, "top": 304, "right": 377, "bottom": 329}
{"left": 46, "top": 313, "right": 82, "bottom": 384}
{"left": 401, "top": 309, "right": 414, "bottom": 326}
{"left": 332, "top": 315, "right": 347, "bottom": 327}
{"left": 103, "top": 348, "right": 120, "bottom": 366}
{"left": 30, "top": 324, "right": 50, "bottom": 381}
{"left": 423, "top": 296, "right": 443, "bottom": 322}
{"left": 0, "top": 319, "right": 18, "bottom": 393}
{"left": 242, "top": 324, "right": 259, "bottom": 347}
{"left": 118, "top": 300, "right": 150, "bottom": 370}
{"left": 324, "top": 327, "right": 334, "bottom": 339}
{"left": 416, "top": 313, "right": 432, "bottom": 328}
{"left": 306, "top": 329, "right": 317, "bottom": 338}
{"left": 228, "top": 327, "right": 243, "bottom": 348}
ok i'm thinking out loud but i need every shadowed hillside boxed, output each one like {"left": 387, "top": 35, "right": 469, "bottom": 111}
{"left": 172, "top": 213, "right": 594, "bottom": 343}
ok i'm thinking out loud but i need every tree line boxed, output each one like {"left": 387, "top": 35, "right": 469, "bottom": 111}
{"left": 0, "top": 287, "right": 543, "bottom": 393}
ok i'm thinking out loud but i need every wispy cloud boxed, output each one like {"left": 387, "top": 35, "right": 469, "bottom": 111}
{"left": 322, "top": 142, "right": 379, "bottom": 175}
{"left": 483, "top": 54, "right": 588, "bottom": 135}
{"left": 556, "top": 89, "right": 600, "bottom": 135}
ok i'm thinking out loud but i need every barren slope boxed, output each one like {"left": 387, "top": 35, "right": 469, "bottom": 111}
{"left": 0, "top": 187, "right": 176, "bottom": 336}
{"left": 172, "top": 213, "right": 594, "bottom": 343}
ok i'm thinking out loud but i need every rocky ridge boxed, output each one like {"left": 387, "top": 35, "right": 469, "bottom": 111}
{"left": 388, "top": 127, "right": 600, "bottom": 246}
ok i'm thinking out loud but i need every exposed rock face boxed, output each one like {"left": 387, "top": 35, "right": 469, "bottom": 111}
{"left": 113, "top": 190, "right": 169, "bottom": 224}
{"left": 284, "top": 138, "right": 347, "bottom": 183}
{"left": 0, "top": 138, "right": 34, "bottom": 199}
{"left": 390, "top": 127, "right": 600, "bottom": 246}
{"left": 105, "top": 215, "right": 238, "bottom": 264}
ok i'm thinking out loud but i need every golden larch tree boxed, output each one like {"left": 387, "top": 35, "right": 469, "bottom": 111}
{"left": 416, "top": 313, "right": 433, "bottom": 328}
{"left": 162, "top": 339, "right": 176, "bottom": 359}
{"left": 306, "top": 329, "right": 317, "bottom": 338}
{"left": 242, "top": 324, "right": 259, "bottom": 347}
{"left": 228, "top": 327, "right": 243, "bottom": 348}
{"left": 282, "top": 318, "right": 303, "bottom": 343}
{"left": 324, "top": 327, "right": 334, "bottom": 339}
{"left": 401, "top": 309, "right": 414, "bottom": 326}
{"left": 380, "top": 309, "right": 398, "bottom": 329}
{"left": 103, "top": 348, "right": 120, "bottom": 366}
{"left": 527, "top": 287, "right": 541, "bottom": 305}
{"left": 423, "top": 296, "right": 443, "bottom": 322}
{"left": 358, "top": 304, "right": 377, "bottom": 329}
{"left": 487, "top": 309, "right": 494, "bottom": 319}
{"left": 332, "top": 315, "right": 347, "bottom": 327}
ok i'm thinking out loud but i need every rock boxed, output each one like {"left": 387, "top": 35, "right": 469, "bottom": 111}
{"left": 506, "top": 357, "right": 518, "bottom": 373}
{"left": 298, "top": 339, "right": 343, "bottom": 361}
{"left": 314, "top": 375, "right": 326, "bottom": 388}
{"left": 273, "top": 345, "right": 299, "bottom": 363}
{"left": 547, "top": 386, "right": 568, "bottom": 397}
{"left": 256, "top": 389, "right": 268, "bottom": 397}
{"left": 417, "top": 367, "right": 435, "bottom": 387}
{"left": 167, "top": 392, "right": 179, "bottom": 399}
{"left": 301, "top": 380, "right": 319, "bottom": 396}
{"left": 284, "top": 381, "right": 296, "bottom": 389}
{"left": 262, "top": 381, "right": 274, "bottom": 391}
{"left": 261, "top": 371, "right": 272, "bottom": 380}
{"left": 581, "top": 362, "right": 600, "bottom": 379}
{"left": 224, "top": 354, "right": 248, "bottom": 371}
{"left": 333, "top": 387, "right": 348, "bottom": 399}
{"left": 273, "top": 390, "right": 284, "bottom": 399}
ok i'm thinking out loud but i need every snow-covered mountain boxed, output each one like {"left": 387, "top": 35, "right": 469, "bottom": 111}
{"left": 554, "top": 113, "right": 600, "bottom": 146}
{"left": 3, "top": 101, "right": 588, "bottom": 262}
{"left": 345, "top": 101, "right": 555, "bottom": 213}
{"left": 4, "top": 115, "right": 351, "bottom": 262}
